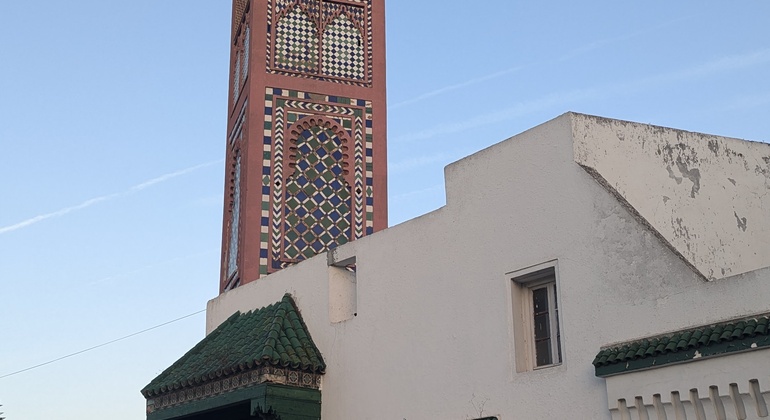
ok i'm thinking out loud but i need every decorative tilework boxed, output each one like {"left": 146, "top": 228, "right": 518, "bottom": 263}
{"left": 146, "top": 367, "right": 323, "bottom": 414}
{"left": 322, "top": 14, "right": 365, "bottom": 80}
{"left": 233, "top": 52, "right": 241, "bottom": 101}
{"left": 261, "top": 87, "right": 373, "bottom": 274}
{"left": 233, "top": 0, "right": 247, "bottom": 34}
{"left": 224, "top": 106, "right": 247, "bottom": 289}
{"left": 321, "top": 1, "right": 365, "bottom": 28}
{"left": 242, "top": 26, "right": 250, "bottom": 83}
{"left": 274, "top": 5, "right": 319, "bottom": 73}
{"left": 267, "top": 0, "right": 372, "bottom": 86}
{"left": 226, "top": 153, "right": 241, "bottom": 278}
{"left": 283, "top": 119, "right": 351, "bottom": 261}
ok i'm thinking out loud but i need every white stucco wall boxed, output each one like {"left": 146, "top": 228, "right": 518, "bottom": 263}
{"left": 573, "top": 115, "right": 770, "bottom": 280}
{"left": 207, "top": 113, "right": 770, "bottom": 420}
{"left": 604, "top": 349, "right": 770, "bottom": 420}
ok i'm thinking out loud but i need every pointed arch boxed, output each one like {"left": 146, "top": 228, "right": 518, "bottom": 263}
{"left": 322, "top": 13, "right": 365, "bottom": 80}
{"left": 274, "top": 5, "right": 319, "bottom": 73}
{"left": 282, "top": 116, "right": 352, "bottom": 262}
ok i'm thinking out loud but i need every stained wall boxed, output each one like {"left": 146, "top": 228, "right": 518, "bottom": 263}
{"left": 207, "top": 113, "right": 770, "bottom": 419}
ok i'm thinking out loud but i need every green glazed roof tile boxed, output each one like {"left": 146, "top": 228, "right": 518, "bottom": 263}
{"left": 593, "top": 314, "right": 770, "bottom": 377}
{"left": 142, "top": 294, "right": 325, "bottom": 397}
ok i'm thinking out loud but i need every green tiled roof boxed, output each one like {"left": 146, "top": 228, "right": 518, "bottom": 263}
{"left": 593, "top": 315, "right": 770, "bottom": 378}
{"left": 142, "top": 294, "right": 325, "bottom": 397}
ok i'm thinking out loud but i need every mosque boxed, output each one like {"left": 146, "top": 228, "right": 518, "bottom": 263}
{"left": 141, "top": 1, "right": 770, "bottom": 419}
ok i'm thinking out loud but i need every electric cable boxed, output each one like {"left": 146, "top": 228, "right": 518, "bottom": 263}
{"left": 0, "top": 309, "right": 205, "bottom": 380}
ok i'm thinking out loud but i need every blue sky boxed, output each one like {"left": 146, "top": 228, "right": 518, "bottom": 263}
{"left": 1, "top": 1, "right": 769, "bottom": 418}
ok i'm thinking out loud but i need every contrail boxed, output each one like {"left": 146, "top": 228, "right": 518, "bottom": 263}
{"left": 389, "top": 15, "right": 694, "bottom": 111}
{"left": 391, "top": 88, "right": 598, "bottom": 143}
{"left": 88, "top": 250, "right": 218, "bottom": 286}
{"left": 389, "top": 66, "right": 524, "bottom": 110}
{"left": 391, "top": 48, "right": 770, "bottom": 144}
{"left": 388, "top": 153, "right": 453, "bottom": 174}
{"left": 557, "top": 15, "right": 694, "bottom": 63}
{"left": 129, "top": 160, "right": 220, "bottom": 192}
{"left": 0, "top": 159, "right": 223, "bottom": 235}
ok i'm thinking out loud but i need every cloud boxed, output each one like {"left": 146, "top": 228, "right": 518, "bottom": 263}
{"left": 389, "top": 153, "right": 453, "bottom": 174}
{"left": 391, "top": 88, "right": 598, "bottom": 144}
{"left": 389, "top": 16, "right": 695, "bottom": 111}
{"left": 391, "top": 48, "right": 770, "bottom": 144}
{"left": 612, "top": 48, "right": 770, "bottom": 95}
{"left": 0, "top": 159, "right": 223, "bottom": 235}
{"left": 130, "top": 161, "right": 220, "bottom": 192}
{"left": 389, "top": 66, "right": 524, "bottom": 110}
{"left": 558, "top": 15, "right": 694, "bottom": 62}
{"left": 88, "top": 250, "right": 218, "bottom": 286}
{"left": 390, "top": 183, "right": 445, "bottom": 203}
{"left": 723, "top": 91, "right": 770, "bottom": 111}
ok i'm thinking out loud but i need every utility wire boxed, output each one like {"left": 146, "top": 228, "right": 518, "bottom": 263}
{"left": 0, "top": 309, "right": 205, "bottom": 380}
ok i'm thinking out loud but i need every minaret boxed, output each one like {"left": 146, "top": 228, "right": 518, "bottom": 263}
{"left": 220, "top": 0, "right": 387, "bottom": 293}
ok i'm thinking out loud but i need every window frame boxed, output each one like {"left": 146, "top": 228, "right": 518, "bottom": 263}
{"left": 527, "top": 278, "right": 561, "bottom": 369}
{"left": 509, "top": 261, "right": 563, "bottom": 372}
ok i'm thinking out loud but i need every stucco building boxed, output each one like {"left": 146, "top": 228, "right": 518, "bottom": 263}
{"left": 144, "top": 112, "right": 770, "bottom": 420}
{"left": 142, "top": 0, "right": 770, "bottom": 419}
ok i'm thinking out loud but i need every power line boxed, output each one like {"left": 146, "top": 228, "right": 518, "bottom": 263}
{"left": 0, "top": 309, "right": 205, "bottom": 380}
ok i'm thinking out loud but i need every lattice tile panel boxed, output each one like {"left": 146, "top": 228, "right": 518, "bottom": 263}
{"left": 261, "top": 88, "right": 374, "bottom": 274}
{"left": 268, "top": 0, "right": 372, "bottom": 85}
{"left": 283, "top": 124, "right": 352, "bottom": 261}
{"left": 233, "top": 0, "right": 248, "bottom": 34}
{"left": 274, "top": 5, "right": 319, "bottom": 73}
{"left": 322, "top": 14, "right": 365, "bottom": 80}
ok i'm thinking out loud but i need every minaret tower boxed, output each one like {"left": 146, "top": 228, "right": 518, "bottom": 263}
{"left": 220, "top": 0, "right": 387, "bottom": 292}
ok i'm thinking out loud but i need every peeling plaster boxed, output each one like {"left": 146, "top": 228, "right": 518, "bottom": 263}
{"left": 572, "top": 113, "right": 770, "bottom": 280}
{"left": 666, "top": 166, "right": 683, "bottom": 184}
{"left": 708, "top": 139, "right": 720, "bottom": 155}
{"left": 676, "top": 160, "right": 701, "bottom": 198}
{"left": 735, "top": 212, "right": 748, "bottom": 232}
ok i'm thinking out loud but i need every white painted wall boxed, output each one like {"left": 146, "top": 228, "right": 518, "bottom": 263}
{"left": 207, "top": 113, "right": 770, "bottom": 420}
{"left": 573, "top": 114, "right": 770, "bottom": 280}
{"left": 604, "top": 349, "right": 770, "bottom": 420}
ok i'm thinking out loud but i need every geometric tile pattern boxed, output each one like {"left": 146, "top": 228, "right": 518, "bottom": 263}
{"left": 267, "top": 0, "right": 372, "bottom": 86}
{"left": 226, "top": 153, "right": 242, "bottom": 279}
{"left": 233, "top": 52, "right": 241, "bottom": 102}
{"left": 142, "top": 294, "right": 325, "bottom": 411}
{"left": 261, "top": 87, "right": 374, "bottom": 275}
{"left": 223, "top": 106, "right": 247, "bottom": 289}
{"left": 241, "top": 26, "right": 250, "bottom": 83}
{"left": 231, "top": 22, "right": 249, "bottom": 106}
{"left": 145, "top": 367, "right": 323, "bottom": 414}
{"left": 322, "top": 14, "right": 365, "bottom": 80}
{"left": 594, "top": 314, "right": 770, "bottom": 377}
{"left": 274, "top": 5, "right": 319, "bottom": 73}
{"left": 283, "top": 121, "right": 352, "bottom": 261}
{"left": 232, "top": 0, "right": 247, "bottom": 34}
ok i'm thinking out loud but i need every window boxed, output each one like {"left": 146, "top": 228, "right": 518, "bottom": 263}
{"left": 233, "top": 51, "right": 241, "bottom": 102}
{"left": 242, "top": 26, "right": 250, "bottom": 83}
{"left": 511, "top": 263, "right": 562, "bottom": 371}
{"left": 530, "top": 280, "right": 561, "bottom": 367}
{"left": 227, "top": 152, "right": 242, "bottom": 280}
{"left": 272, "top": 1, "right": 367, "bottom": 82}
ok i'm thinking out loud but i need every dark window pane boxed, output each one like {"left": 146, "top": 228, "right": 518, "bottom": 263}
{"left": 553, "top": 284, "right": 558, "bottom": 309}
{"left": 554, "top": 295, "right": 562, "bottom": 363}
{"left": 533, "top": 287, "right": 548, "bottom": 313}
{"left": 534, "top": 313, "right": 550, "bottom": 339}
{"left": 536, "top": 339, "right": 552, "bottom": 366}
